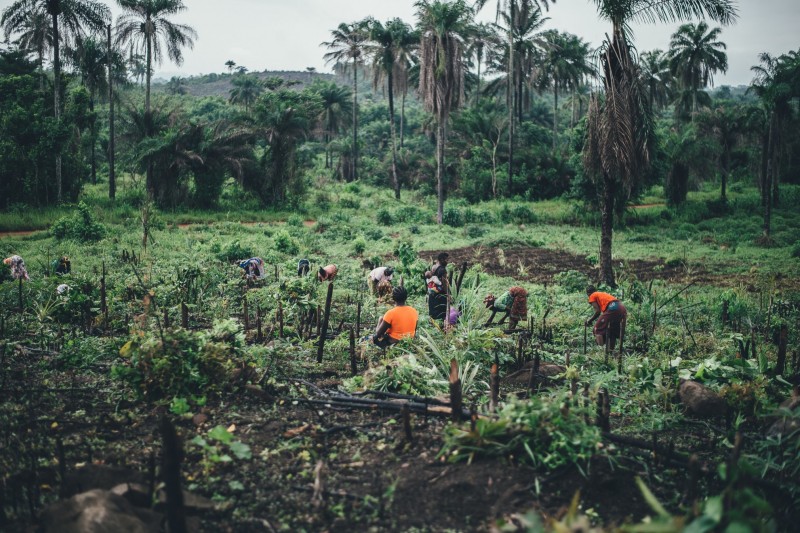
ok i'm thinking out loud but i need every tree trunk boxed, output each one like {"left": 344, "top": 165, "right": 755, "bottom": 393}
{"left": 90, "top": 96, "right": 97, "bottom": 184}
{"left": 400, "top": 90, "right": 406, "bottom": 148}
{"left": 772, "top": 117, "right": 781, "bottom": 207}
{"left": 760, "top": 130, "right": 768, "bottom": 207}
{"left": 507, "top": 21, "right": 514, "bottom": 195}
{"left": 145, "top": 17, "right": 154, "bottom": 198}
{"left": 108, "top": 24, "right": 116, "bottom": 200}
{"left": 436, "top": 121, "right": 446, "bottom": 224}
{"left": 763, "top": 115, "right": 775, "bottom": 239}
{"left": 552, "top": 82, "right": 558, "bottom": 153}
{"left": 52, "top": 12, "right": 62, "bottom": 203}
{"left": 475, "top": 56, "right": 481, "bottom": 107}
{"left": 352, "top": 58, "right": 358, "bottom": 182}
{"left": 388, "top": 70, "right": 400, "bottom": 200}
{"left": 720, "top": 143, "right": 728, "bottom": 200}
{"left": 600, "top": 172, "right": 615, "bottom": 286}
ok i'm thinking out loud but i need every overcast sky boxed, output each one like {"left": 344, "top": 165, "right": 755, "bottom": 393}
{"left": 2, "top": 0, "right": 798, "bottom": 87}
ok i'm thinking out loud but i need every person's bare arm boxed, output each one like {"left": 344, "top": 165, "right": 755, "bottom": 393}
{"left": 375, "top": 318, "right": 390, "bottom": 338}
{"left": 585, "top": 301, "right": 601, "bottom": 326}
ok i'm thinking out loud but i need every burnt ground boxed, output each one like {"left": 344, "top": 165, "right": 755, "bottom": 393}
{"left": 2, "top": 347, "right": 701, "bottom": 533}
{"left": 422, "top": 246, "right": 799, "bottom": 291}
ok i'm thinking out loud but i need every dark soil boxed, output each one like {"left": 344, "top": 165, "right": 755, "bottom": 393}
{"left": 422, "top": 245, "right": 799, "bottom": 291}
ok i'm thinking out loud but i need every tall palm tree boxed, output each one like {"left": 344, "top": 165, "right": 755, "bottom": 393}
{"left": 539, "top": 30, "right": 593, "bottom": 153}
{"left": 115, "top": 0, "right": 197, "bottom": 196}
{"left": 229, "top": 73, "right": 263, "bottom": 114}
{"left": 639, "top": 49, "right": 673, "bottom": 112}
{"left": 69, "top": 35, "right": 109, "bottom": 184}
{"left": 313, "top": 80, "right": 353, "bottom": 169}
{"left": 668, "top": 21, "right": 727, "bottom": 119}
{"left": 2, "top": 0, "right": 110, "bottom": 203}
{"left": 750, "top": 50, "right": 800, "bottom": 237}
{"left": 416, "top": 0, "right": 472, "bottom": 224}
{"left": 465, "top": 22, "right": 498, "bottom": 105}
{"left": 2, "top": 6, "right": 53, "bottom": 90}
{"left": 697, "top": 104, "right": 745, "bottom": 200}
{"left": 583, "top": 0, "right": 737, "bottom": 286}
{"left": 366, "top": 17, "right": 415, "bottom": 199}
{"left": 474, "top": 0, "right": 552, "bottom": 192}
{"left": 322, "top": 21, "right": 369, "bottom": 181}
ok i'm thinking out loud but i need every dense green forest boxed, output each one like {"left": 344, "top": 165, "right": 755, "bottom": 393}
{"left": 2, "top": 0, "right": 800, "bottom": 531}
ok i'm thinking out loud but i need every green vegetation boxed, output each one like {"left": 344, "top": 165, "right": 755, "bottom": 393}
{"left": 2, "top": 0, "right": 800, "bottom": 530}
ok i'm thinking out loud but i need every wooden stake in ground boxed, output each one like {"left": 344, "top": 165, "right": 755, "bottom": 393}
{"left": 256, "top": 308, "right": 263, "bottom": 342}
{"left": 160, "top": 417, "right": 187, "bottom": 533}
{"left": 317, "top": 283, "right": 334, "bottom": 363}
{"left": 356, "top": 300, "right": 362, "bottom": 337}
{"left": 596, "top": 389, "right": 610, "bottom": 432}
{"left": 652, "top": 290, "right": 657, "bottom": 334}
{"left": 243, "top": 295, "right": 250, "bottom": 331}
{"left": 449, "top": 358, "right": 462, "bottom": 422}
{"left": 101, "top": 261, "right": 108, "bottom": 329}
{"left": 349, "top": 326, "right": 357, "bottom": 376}
{"left": 181, "top": 303, "right": 189, "bottom": 329}
{"left": 455, "top": 262, "right": 468, "bottom": 294}
{"left": 489, "top": 363, "right": 499, "bottom": 413}
{"left": 18, "top": 278, "right": 23, "bottom": 314}
{"left": 278, "top": 300, "right": 284, "bottom": 339}
{"left": 776, "top": 324, "right": 788, "bottom": 376}
{"left": 583, "top": 323, "right": 587, "bottom": 355}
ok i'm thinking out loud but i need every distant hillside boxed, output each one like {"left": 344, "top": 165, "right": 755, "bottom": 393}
{"left": 153, "top": 70, "right": 337, "bottom": 98}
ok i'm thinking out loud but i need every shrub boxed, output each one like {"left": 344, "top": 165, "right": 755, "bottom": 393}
{"left": 286, "top": 214, "right": 304, "bottom": 227}
{"left": 554, "top": 270, "right": 590, "bottom": 293}
{"left": 273, "top": 230, "right": 299, "bottom": 255}
{"left": 339, "top": 195, "right": 361, "bottom": 209}
{"left": 51, "top": 202, "right": 106, "bottom": 242}
{"left": 376, "top": 208, "right": 394, "bottom": 225}
{"left": 443, "top": 206, "right": 465, "bottom": 227}
{"left": 353, "top": 235, "right": 367, "bottom": 255}
{"left": 792, "top": 241, "right": 800, "bottom": 259}
{"left": 112, "top": 318, "right": 245, "bottom": 400}
{"left": 216, "top": 240, "right": 253, "bottom": 262}
{"left": 314, "top": 192, "right": 331, "bottom": 211}
{"left": 365, "top": 227, "right": 384, "bottom": 241}
{"left": 464, "top": 225, "right": 487, "bottom": 239}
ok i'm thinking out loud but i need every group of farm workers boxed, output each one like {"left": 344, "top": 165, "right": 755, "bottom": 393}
{"left": 3, "top": 250, "right": 626, "bottom": 352}
{"left": 237, "top": 251, "right": 627, "bottom": 352}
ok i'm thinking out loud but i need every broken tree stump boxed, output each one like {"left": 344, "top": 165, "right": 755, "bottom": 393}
{"left": 489, "top": 363, "right": 499, "bottom": 413}
{"left": 317, "top": 283, "right": 334, "bottom": 363}
{"left": 160, "top": 417, "right": 186, "bottom": 533}
{"left": 349, "top": 327, "right": 357, "bottom": 376}
{"left": 679, "top": 380, "right": 726, "bottom": 418}
{"left": 775, "top": 324, "right": 788, "bottom": 376}
{"left": 449, "top": 359, "right": 462, "bottom": 422}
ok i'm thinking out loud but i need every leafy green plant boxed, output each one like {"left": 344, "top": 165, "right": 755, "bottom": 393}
{"left": 112, "top": 318, "right": 245, "bottom": 400}
{"left": 440, "top": 393, "right": 600, "bottom": 470}
{"left": 273, "top": 229, "right": 299, "bottom": 255}
{"left": 191, "top": 424, "right": 252, "bottom": 471}
{"left": 51, "top": 202, "right": 106, "bottom": 242}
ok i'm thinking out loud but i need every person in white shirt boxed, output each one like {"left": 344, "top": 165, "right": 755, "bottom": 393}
{"left": 368, "top": 266, "right": 394, "bottom": 295}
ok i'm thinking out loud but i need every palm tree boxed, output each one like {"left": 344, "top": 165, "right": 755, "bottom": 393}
{"left": 750, "top": 50, "right": 800, "bottom": 237}
{"left": 165, "top": 75, "right": 187, "bottom": 95}
{"left": 229, "top": 73, "right": 263, "bottom": 114}
{"left": 416, "top": 0, "right": 472, "bottom": 224}
{"left": 668, "top": 21, "right": 728, "bottom": 119}
{"left": 115, "top": 0, "right": 197, "bottom": 197}
{"left": 313, "top": 79, "right": 353, "bottom": 169}
{"left": 639, "top": 49, "right": 673, "bottom": 112}
{"left": 583, "top": 0, "right": 737, "bottom": 286}
{"left": 69, "top": 35, "right": 109, "bottom": 184}
{"left": 2, "top": 0, "right": 110, "bottom": 203}
{"left": 539, "top": 30, "right": 593, "bottom": 153}
{"left": 224, "top": 59, "right": 235, "bottom": 73}
{"left": 2, "top": 6, "right": 52, "bottom": 90}
{"left": 474, "top": 0, "right": 552, "bottom": 192}
{"left": 322, "top": 21, "right": 369, "bottom": 181}
{"left": 465, "top": 22, "right": 498, "bottom": 105}
{"left": 366, "top": 17, "right": 415, "bottom": 199}
{"left": 698, "top": 104, "right": 746, "bottom": 200}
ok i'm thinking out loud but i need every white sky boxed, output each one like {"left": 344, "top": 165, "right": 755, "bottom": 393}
{"left": 2, "top": 0, "right": 798, "bottom": 87}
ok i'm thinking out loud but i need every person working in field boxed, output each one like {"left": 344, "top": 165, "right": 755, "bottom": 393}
{"left": 484, "top": 286, "right": 528, "bottom": 329}
{"left": 297, "top": 258, "right": 310, "bottom": 276}
{"left": 373, "top": 286, "right": 418, "bottom": 348}
{"left": 3, "top": 255, "right": 30, "bottom": 281}
{"left": 53, "top": 256, "right": 71, "bottom": 275}
{"left": 427, "top": 253, "right": 450, "bottom": 320}
{"left": 318, "top": 264, "right": 338, "bottom": 282}
{"left": 368, "top": 266, "right": 394, "bottom": 295}
{"left": 239, "top": 257, "right": 266, "bottom": 280}
{"left": 585, "top": 285, "right": 627, "bottom": 349}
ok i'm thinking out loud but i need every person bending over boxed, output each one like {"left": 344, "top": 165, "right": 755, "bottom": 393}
{"left": 297, "top": 259, "right": 310, "bottom": 277}
{"left": 584, "top": 285, "right": 627, "bottom": 349}
{"left": 373, "top": 286, "right": 418, "bottom": 349}
{"left": 484, "top": 286, "right": 528, "bottom": 329}
{"left": 318, "top": 264, "right": 338, "bottom": 282}
{"left": 368, "top": 266, "right": 394, "bottom": 295}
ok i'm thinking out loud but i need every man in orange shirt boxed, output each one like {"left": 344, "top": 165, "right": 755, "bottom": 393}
{"left": 585, "top": 285, "right": 627, "bottom": 348}
{"left": 373, "top": 286, "right": 418, "bottom": 349}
